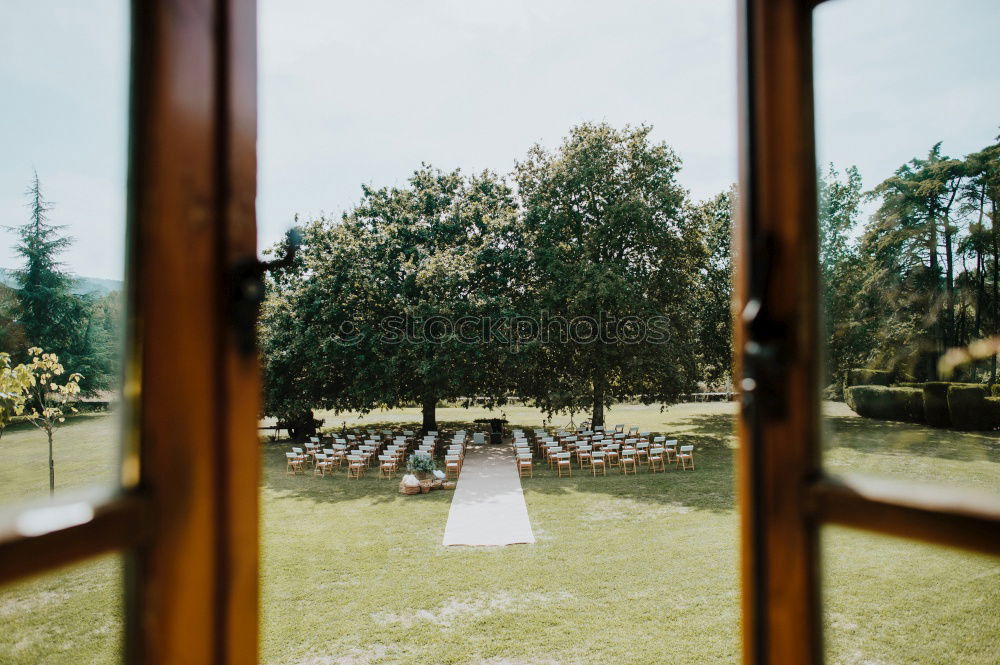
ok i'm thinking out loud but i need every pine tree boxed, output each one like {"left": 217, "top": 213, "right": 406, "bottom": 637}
{"left": 6, "top": 172, "right": 97, "bottom": 389}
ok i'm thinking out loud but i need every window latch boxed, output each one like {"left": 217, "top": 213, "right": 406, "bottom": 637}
{"left": 230, "top": 228, "right": 302, "bottom": 356}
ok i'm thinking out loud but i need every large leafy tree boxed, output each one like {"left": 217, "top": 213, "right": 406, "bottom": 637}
{"left": 817, "top": 164, "right": 867, "bottom": 387}
{"left": 858, "top": 145, "right": 966, "bottom": 379}
{"left": 514, "top": 123, "right": 703, "bottom": 427}
{"left": 260, "top": 166, "right": 525, "bottom": 433}
{"left": 959, "top": 138, "right": 1000, "bottom": 380}
{"left": 689, "top": 188, "right": 735, "bottom": 388}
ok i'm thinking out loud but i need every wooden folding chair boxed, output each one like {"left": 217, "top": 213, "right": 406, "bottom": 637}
{"left": 676, "top": 445, "right": 694, "bottom": 470}
{"left": 665, "top": 439, "right": 678, "bottom": 464}
{"left": 347, "top": 454, "right": 365, "bottom": 479}
{"left": 620, "top": 450, "right": 638, "bottom": 475}
{"left": 604, "top": 444, "right": 620, "bottom": 468}
{"left": 517, "top": 454, "right": 533, "bottom": 478}
{"left": 635, "top": 441, "right": 650, "bottom": 467}
{"left": 285, "top": 452, "right": 304, "bottom": 475}
{"left": 556, "top": 451, "right": 572, "bottom": 477}
{"left": 590, "top": 451, "right": 607, "bottom": 476}
{"left": 314, "top": 453, "right": 333, "bottom": 477}
{"left": 445, "top": 455, "right": 461, "bottom": 480}
{"left": 378, "top": 455, "right": 397, "bottom": 479}
{"left": 648, "top": 447, "right": 665, "bottom": 473}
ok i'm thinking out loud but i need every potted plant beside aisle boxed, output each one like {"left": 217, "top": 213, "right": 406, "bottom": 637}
{"left": 407, "top": 451, "right": 437, "bottom": 493}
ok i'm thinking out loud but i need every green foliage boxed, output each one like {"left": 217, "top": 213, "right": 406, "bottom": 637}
{"left": 406, "top": 451, "right": 436, "bottom": 474}
{"left": 2, "top": 173, "right": 119, "bottom": 393}
{"left": 19, "top": 347, "right": 83, "bottom": 495}
{"left": 845, "top": 386, "right": 924, "bottom": 423}
{"left": 0, "top": 352, "right": 33, "bottom": 441}
{"left": 844, "top": 369, "right": 892, "bottom": 387}
{"left": 819, "top": 165, "right": 868, "bottom": 385}
{"left": 842, "top": 369, "right": 892, "bottom": 410}
{"left": 514, "top": 122, "right": 702, "bottom": 425}
{"left": 922, "top": 382, "right": 952, "bottom": 427}
{"left": 690, "top": 189, "right": 735, "bottom": 388}
{"left": 260, "top": 166, "right": 524, "bottom": 431}
{"left": 945, "top": 384, "right": 994, "bottom": 431}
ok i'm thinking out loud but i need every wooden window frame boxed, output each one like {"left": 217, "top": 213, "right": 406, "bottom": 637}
{"left": 0, "top": 2, "right": 259, "bottom": 665}
{"left": 735, "top": 1, "right": 1000, "bottom": 665}
{"left": 2, "top": 2, "right": 997, "bottom": 665}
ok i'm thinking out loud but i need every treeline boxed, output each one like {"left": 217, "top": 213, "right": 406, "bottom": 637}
{"left": 261, "top": 123, "right": 736, "bottom": 434}
{"left": 0, "top": 173, "right": 123, "bottom": 394}
{"left": 822, "top": 135, "right": 1000, "bottom": 390}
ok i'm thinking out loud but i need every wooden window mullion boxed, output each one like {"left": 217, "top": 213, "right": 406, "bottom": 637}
{"left": 737, "top": 1, "right": 823, "bottom": 664}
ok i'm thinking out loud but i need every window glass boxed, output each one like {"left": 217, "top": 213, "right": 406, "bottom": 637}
{"left": 823, "top": 525, "right": 1000, "bottom": 664}
{"left": 0, "top": 1, "right": 131, "bottom": 507}
{"left": 0, "top": 554, "right": 123, "bottom": 665}
{"left": 814, "top": 0, "right": 1000, "bottom": 492}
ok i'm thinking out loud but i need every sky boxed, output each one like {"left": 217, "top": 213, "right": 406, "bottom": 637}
{"left": 0, "top": 0, "right": 997, "bottom": 280}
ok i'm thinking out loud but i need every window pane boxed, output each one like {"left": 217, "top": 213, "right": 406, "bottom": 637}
{"left": 814, "top": 0, "right": 1000, "bottom": 492}
{"left": 258, "top": 2, "right": 741, "bottom": 662}
{"left": 0, "top": 554, "right": 123, "bottom": 665}
{"left": 0, "top": 2, "right": 131, "bottom": 506}
{"left": 823, "top": 526, "right": 1000, "bottom": 664}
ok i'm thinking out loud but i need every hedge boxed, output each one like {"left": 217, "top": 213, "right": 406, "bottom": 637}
{"left": 922, "top": 382, "right": 952, "bottom": 427}
{"left": 987, "top": 397, "right": 1000, "bottom": 426}
{"left": 844, "top": 369, "right": 893, "bottom": 410}
{"left": 992, "top": 384, "right": 1000, "bottom": 398}
{"left": 845, "top": 369, "right": 892, "bottom": 388}
{"left": 947, "top": 385, "right": 996, "bottom": 431}
{"left": 846, "top": 386, "right": 924, "bottom": 424}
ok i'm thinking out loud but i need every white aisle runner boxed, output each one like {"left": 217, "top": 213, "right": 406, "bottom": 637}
{"left": 442, "top": 445, "right": 535, "bottom": 546}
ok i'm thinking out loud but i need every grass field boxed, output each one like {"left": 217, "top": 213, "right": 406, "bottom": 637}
{"left": 1, "top": 403, "right": 998, "bottom": 664}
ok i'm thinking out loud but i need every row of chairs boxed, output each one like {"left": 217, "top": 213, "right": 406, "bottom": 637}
{"left": 512, "top": 428, "right": 694, "bottom": 477}
{"left": 284, "top": 429, "right": 477, "bottom": 481}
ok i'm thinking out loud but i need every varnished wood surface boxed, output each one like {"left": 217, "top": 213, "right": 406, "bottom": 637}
{"left": 810, "top": 474, "right": 1000, "bottom": 557}
{"left": 737, "top": 0, "right": 822, "bottom": 663}
{"left": 216, "top": 1, "right": 260, "bottom": 663}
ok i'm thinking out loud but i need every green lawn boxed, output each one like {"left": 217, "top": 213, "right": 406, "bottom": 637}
{"left": 1, "top": 403, "right": 998, "bottom": 664}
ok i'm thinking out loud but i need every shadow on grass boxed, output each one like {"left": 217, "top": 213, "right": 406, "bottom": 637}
{"left": 260, "top": 414, "right": 739, "bottom": 513}
{"left": 824, "top": 415, "right": 1000, "bottom": 464}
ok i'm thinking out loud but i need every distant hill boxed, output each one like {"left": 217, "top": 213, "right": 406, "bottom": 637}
{"left": 0, "top": 269, "right": 123, "bottom": 296}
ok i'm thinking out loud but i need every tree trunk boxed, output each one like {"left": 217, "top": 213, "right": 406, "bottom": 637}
{"left": 993, "top": 198, "right": 999, "bottom": 385}
{"left": 48, "top": 429, "right": 54, "bottom": 496}
{"left": 945, "top": 227, "right": 954, "bottom": 346}
{"left": 287, "top": 410, "right": 317, "bottom": 441}
{"left": 591, "top": 382, "right": 605, "bottom": 428}
{"left": 421, "top": 394, "right": 437, "bottom": 433}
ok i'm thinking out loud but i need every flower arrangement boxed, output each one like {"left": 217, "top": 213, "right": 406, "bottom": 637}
{"left": 406, "top": 451, "right": 436, "bottom": 479}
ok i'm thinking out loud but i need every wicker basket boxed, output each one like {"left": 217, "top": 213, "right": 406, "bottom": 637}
{"left": 430, "top": 478, "right": 444, "bottom": 490}
{"left": 399, "top": 482, "right": 420, "bottom": 495}
{"left": 442, "top": 481, "right": 457, "bottom": 490}
{"left": 419, "top": 480, "right": 432, "bottom": 493}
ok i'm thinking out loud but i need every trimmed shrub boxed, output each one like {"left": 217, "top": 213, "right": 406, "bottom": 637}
{"left": 987, "top": 397, "right": 1000, "bottom": 427}
{"left": 894, "top": 382, "right": 924, "bottom": 389}
{"left": 992, "top": 384, "right": 1000, "bottom": 398}
{"left": 947, "top": 385, "right": 994, "bottom": 431}
{"left": 923, "top": 382, "right": 952, "bottom": 427}
{"left": 843, "top": 369, "right": 892, "bottom": 411}
{"left": 846, "top": 386, "right": 924, "bottom": 423}
{"left": 845, "top": 369, "right": 892, "bottom": 388}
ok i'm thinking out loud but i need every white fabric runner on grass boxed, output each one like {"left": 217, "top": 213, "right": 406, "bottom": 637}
{"left": 442, "top": 444, "right": 535, "bottom": 546}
